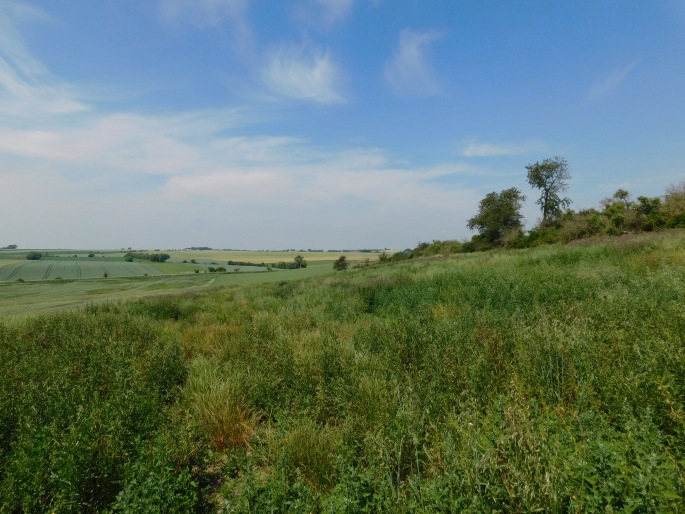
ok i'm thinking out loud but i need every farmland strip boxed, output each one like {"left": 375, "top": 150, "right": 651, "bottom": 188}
{"left": 6, "top": 264, "right": 24, "bottom": 280}
{"left": 42, "top": 264, "right": 54, "bottom": 280}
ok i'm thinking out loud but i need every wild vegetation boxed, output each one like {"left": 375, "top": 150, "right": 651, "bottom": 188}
{"left": 397, "top": 170, "right": 685, "bottom": 259}
{"left": 2, "top": 229, "right": 684, "bottom": 511}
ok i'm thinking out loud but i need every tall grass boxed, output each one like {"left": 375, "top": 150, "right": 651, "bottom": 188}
{"left": 2, "top": 231, "right": 685, "bottom": 511}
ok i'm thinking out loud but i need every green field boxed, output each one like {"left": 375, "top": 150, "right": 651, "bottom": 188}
{"left": 0, "top": 261, "right": 346, "bottom": 317}
{"left": 2, "top": 231, "right": 685, "bottom": 511}
{"left": 0, "top": 260, "right": 165, "bottom": 281}
{"left": 0, "top": 250, "right": 380, "bottom": 317}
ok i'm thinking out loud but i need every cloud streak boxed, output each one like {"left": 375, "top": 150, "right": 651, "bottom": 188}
{"left": 262, "top": 42, "right": 345, "bottom": 104}
{"left": 158, "top": 0, "right": 253, "bottom": 54}
{"left": 0, "top": 3, "right": 87, "bottom": 119}
{"left": 461, "top": 138, "right": 547, "bottom": 157}
{"left": 587, "top": 58, "right": 639, "bottom": 101}
{"left": 294, "top": 0, "right": 356, "bottom": 27}
{"left": 384, "top": 29, "right": 445, "bottom": 97}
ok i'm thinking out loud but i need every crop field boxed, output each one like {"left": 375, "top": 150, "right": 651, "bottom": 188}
{"left": 0, "top": 260, "right": 164, "bottom": 281}
{"left": 166, "top": 249, "right": 383, "bottom": 264}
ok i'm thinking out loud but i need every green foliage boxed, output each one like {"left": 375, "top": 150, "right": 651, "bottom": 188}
{"left": 333, "top": 255, "right": 348, "bottom": 271}
{"left": 111, "top": 438, "right": 201, "bottom": 513}
{"left": 664, "top": 181, "right": 685, "bottom": 228}
{"left": 293, "top": 255, "right": 307, "bottom": 269}
{"left": 526, "top": 156, "right": 572, "bottom": 225}
{"left": 467, "top": 187, "right": 526, "bottom": 244}
{"left": 270, "top": 256, "right": 309, "bottom": 270}
{"left": 25, "top": 251, "right": 41, "bottom": 260}
{"left": 0, "top": 309, "right": 190, "bottom": 512}
{"left": 124, "top": 252, "right": 170, "bottom": 262}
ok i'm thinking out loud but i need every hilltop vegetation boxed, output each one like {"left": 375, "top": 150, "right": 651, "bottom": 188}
{"left": 392, "top": 178, "right": 685, "bottom": 261}
{"left": 2, "top": 230, "right": 684, "bottom": 511}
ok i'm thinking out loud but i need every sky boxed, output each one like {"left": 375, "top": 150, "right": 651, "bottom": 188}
{"left": 1, "top": 0, "right": 684, "bottom": 250}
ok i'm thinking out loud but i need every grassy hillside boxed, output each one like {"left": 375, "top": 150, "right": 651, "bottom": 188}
{"left": 2, "top": 232, "right": 684, "bottom": 511}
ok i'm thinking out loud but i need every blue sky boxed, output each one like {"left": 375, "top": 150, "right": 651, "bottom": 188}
{"left": 1, "top": 0, "right": 684, "bottom": 249}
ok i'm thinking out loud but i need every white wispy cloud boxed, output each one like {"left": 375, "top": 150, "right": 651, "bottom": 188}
{"left": 461, "top": 138, "right": 547, "bottom": 157}
{"left": 0, "top": 3, "right": 87, "bottom": 118}
{"left": 159, "top": 0, "right": 247, "bottom": 26}
{"left": 587, "top": 58, "right": 640, "bottom": 101}
{"left": 262, "top": 42, "right": 344, "bottom": 104}
{"left": 294, "top": 0, "right": 356, "bottom": 27}
{"left": 383, "top": 28, "right": 445, "bottom": 97}
{"left": 159, "top": 0, "right": 253, "bottom": 54}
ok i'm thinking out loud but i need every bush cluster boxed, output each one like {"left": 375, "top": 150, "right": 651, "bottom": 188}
{"left": 389, "top": 182, "right": 685, "bottom": 261}
{"left": 124, "top": 251, "right": 170, "bottom": 262}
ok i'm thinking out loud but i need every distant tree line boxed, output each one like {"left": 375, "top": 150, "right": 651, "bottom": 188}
{"left": 227, "top": 256, "right": 307, "bottom": 269}
{"left": 273, "top": 255, "right": 307, "bottom": 269}
{"left": 227, "top": 260, "right": 266, "bottom": 267}
{"left": 2, "top": 244, "right": 17, "bottom": 250}
{"left": 25, "top": 251, "right": 42, "bottom": 260}
{"left": 124, "top": 252, "right": 170, "bottom": 262}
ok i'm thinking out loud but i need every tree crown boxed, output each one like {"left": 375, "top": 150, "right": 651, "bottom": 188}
{"left": 526, "top": 157, "right": 571, "bottom": 225}
{"left": 467, "top": 187, "right": 526, "bottom": 243}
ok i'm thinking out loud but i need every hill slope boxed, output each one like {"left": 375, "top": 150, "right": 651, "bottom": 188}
{"left": 2, "top": 231, "right": 684, "bottom": 511}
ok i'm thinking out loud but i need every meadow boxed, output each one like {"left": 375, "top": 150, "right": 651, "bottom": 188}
{"left": 1, "top": 233, "right": 684, "bottom": 512}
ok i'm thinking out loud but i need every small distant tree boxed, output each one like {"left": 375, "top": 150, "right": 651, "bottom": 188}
{"left": 467, "top": 188, "right": 526, "bottom": 244}
{"left": 333, "top": 255, "right": 348, "bottom": 271}
{"left": 88, "top": 252, "right": 95, "bottom": 258}
{"left": 293, "top": 255, "right": 307, "bottom": 269}
{"left": 26, "top": 251, "right": 42, "bottom": 260}
{"left": 526, "top": 157, "right": 571, "bottom": 226}
{"left": 601, "top": 189, "right": 637, "bottom": 233}
{"left": 634, "top": 196, "right": 663, "bottom": 231}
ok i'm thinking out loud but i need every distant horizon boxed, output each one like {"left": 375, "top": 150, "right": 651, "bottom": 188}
{"left": 2, "top": 246, "right": 397, "bottom": 253}
{"left": 2, "top": 1, "right": 684, "bottom": 249}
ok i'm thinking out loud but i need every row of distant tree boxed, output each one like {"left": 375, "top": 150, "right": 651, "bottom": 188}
{"left": 124, "top": 252, "right": 170, "bottom": 262}
{"left": 226, "top": 255, "right": 308, "bottom": 269}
